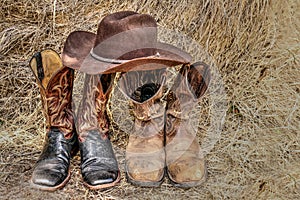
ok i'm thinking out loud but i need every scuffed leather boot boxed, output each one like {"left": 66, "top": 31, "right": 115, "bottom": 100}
{"left": 165, "top": 62, "right": 211, "bottom": 188}
{"left": 76, "top": 73, "right": 120, "bottom": 190}
{"left": 119, "top": 69, "right": 166, "bottom": 187}
{"left": 29, "top": 49, "right": 78, "bottom": 191}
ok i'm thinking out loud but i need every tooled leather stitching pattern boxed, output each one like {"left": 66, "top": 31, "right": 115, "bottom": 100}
{"left": 76, "top": 74, "right": 115, "bottom": 141}
{"left": 39, "top": 67, "right": 75, "bottom": 138}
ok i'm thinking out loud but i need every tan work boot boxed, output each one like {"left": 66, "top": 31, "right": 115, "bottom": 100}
{"left": 119, "top": 69, "right": 166, "bottom": 187}
{"left": 76, "top": 73, "right": 120, "bottom": 190}
{"left": 29, "top": 49, "right": 78, "bottom": 191}
{"left": 165, "top": 62, "right": 211, "bottom": 188}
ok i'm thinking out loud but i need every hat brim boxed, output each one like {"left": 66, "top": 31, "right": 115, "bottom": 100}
{"left": 62, "top": 31, "right": 192, "bottom": 74}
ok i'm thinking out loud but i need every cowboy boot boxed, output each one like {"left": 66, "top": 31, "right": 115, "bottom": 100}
{"left": 119, "top": 69, "right": 166, "bottom": 187}
{"left": 76, "top": 73, "right": 120, "bottom": 190}
{"left": 165, "top": 62, "right": 211, "bottom": 188}
{"left": 29, "top": 49, "right": 78, "bottom": 191}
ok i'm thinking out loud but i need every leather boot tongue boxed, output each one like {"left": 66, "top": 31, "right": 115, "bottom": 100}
{"left": 140, "top": 83, "right": 160, "bottom": 102}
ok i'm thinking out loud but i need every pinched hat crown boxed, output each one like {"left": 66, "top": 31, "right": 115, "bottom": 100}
{"left": 95, "top": 11, "right": 157, "bottom": 46}
{"left": 92, "top": 11, "right": 159, "bottom": 61}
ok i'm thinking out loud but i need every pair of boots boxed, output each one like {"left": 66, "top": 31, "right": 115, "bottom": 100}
{"left": 29, "top": 49, "right": 119, "bottom": 191}
{"left": 29, "top": 49, "right": 210, "bottom": 190}
{"left": 119, "top": 62, "right": 210, "bottom": 187}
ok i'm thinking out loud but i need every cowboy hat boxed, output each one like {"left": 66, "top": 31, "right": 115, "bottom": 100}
{"left": 62, "top": 11, "right": 192, "bottom": 74}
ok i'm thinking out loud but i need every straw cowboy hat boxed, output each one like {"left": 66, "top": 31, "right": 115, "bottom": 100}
{"left": 62, "top": 11, "right": 192, "bottom": 74}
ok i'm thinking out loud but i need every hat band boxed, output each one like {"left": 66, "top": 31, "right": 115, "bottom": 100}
{"left": 90, "top": 48, "right": 130, "bottom": 64}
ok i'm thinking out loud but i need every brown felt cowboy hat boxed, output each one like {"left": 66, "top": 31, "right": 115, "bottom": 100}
{"left": 62, "top": 11, "right": 192, "bottom": 74}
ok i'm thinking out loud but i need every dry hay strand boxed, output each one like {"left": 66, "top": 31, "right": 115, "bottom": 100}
{"left": 0, "top": 0, "right": 299, "bottom": 199}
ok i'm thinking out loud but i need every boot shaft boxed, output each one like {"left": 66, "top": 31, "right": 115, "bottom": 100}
{"left": 166, "top": 62, "right": 211, "bottom": 140}
{"left": 29, "top": 49, "right": 75, "bottom": 138}
{"left": 76, "top": 73, "right": 115, "bottom": 139}
{"left": 167, "top": 63, "right": 210, "bottom": 107}
{"left": 119, "top": 69, "right": 166, "bottom": 123}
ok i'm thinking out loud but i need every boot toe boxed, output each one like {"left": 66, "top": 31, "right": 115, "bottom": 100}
{"left": 83, "top": 170, "right": 119, "bottom": 186}
{"left": 167, "top": 158, "right": 206, "bottom": 188}
{"left": 31, "top": 169, "right": 69, "bottom": 189}
{"left": 126, "top": 158, "right": 165, "bottom": 186}
{"left": 127, "top": 168, "right": 164, "bottom": 185}
{"left": 32, "top": 173, "right": 61, "bottom": 187}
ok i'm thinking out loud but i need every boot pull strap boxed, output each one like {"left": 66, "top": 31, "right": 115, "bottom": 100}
{"left": 34, "top": 52, "right": 45, "bottom": 82}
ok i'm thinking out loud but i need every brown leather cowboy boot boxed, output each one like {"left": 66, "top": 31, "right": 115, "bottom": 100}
{"left": 119, "top": 69, "right": 166, "bottom": 187}
{"left": 165, "top": 62, "right": 211, "bottom": 188}
{"left": 29, "top": 49, "right": 78, "bottom": 191}
{"left": 76, "top": 73, "right": 120, "bottom": 190}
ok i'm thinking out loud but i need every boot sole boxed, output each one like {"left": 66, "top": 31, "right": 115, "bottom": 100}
{"left": 126, "top": 175, "right": 164, "bottom": 187}
{"left": 30, "top": 170, "right": 71, "bottom": 191}
{"left": 166, "top": 166, "right": 207, "bottom": 188}
{"left": 83, "top": 171, "right": 121, "bottom": 190}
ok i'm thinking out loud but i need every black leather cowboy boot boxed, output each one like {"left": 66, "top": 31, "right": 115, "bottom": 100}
{"left": 119, "top": 69, "right": 166, "bottom": 187}
{"left": 76, "top": 73, "right": 120, "bottom": 190}
{"left": 165, "top": 62, "right": 211, "bottom": 188}
{"left": 29, "top": 49, "right": 78, "bottom": 191}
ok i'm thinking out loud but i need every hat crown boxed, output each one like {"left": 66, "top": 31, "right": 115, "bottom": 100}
{"left": 95, "top": 11, "right": 157, "bottom": 44}
{"left": 93, "top": 11, "right": 158, "bottom": 60}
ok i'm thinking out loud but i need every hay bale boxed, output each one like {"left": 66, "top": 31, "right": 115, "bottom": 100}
{"left": 0, "top": 0, "right": 299, "bottom": 199}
